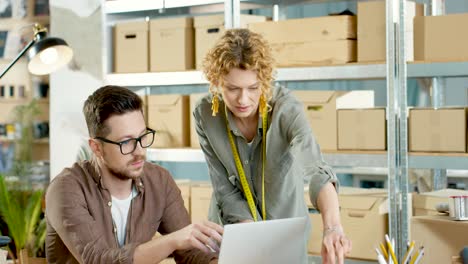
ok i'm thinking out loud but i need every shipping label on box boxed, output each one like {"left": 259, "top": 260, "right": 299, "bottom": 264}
{"left": 409, "top": 108, "right": 467, "bottom": 152}
{"left": 191, "top": 183, "right": 212, "bottom": 223}
{"left": 150, "top": 17, "right": 194, "bottom": 72}
{"left": 358, "top": 1, "right": 423, "bottom": 62}
{"left": 411, "top": 215, "right": 468, "bottom": 264}
{"left": 292, "top": 90, "right": 374, "bottom": 151}
{"left": 337, "top": 108, "right": 387, "bottom": 151}
{"left": 414, "top": 13, "right": 468, "bottom": 62}
{"left": 189, "top": 93, "right": 208, "bottom": 148}
{"left": 114, "top": 21, "right": 149, "bottom": 73}
{"left": 194, "top": 15, "right": 267, "bottom": 69}
{"left": 147, "top": 94, "right": 190, "bottom": 148}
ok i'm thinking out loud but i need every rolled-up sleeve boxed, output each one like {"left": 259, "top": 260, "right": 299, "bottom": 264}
{"left": 284, "top": 101, "right": 339, "bottom": 209}
{"left": 194, "top": 107, "right": 260, "bottom": 224}
{"left": 46, "top": 176, "right": 137, "bottom": 264}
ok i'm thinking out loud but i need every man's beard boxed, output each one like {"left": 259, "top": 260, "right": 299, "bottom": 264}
{"left": 108, "top": 155, "right": 145, "bottom": 180}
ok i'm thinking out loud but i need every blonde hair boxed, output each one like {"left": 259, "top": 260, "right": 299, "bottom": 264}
{"left": 202, "top": 28, "right": 275, "bottom": 116}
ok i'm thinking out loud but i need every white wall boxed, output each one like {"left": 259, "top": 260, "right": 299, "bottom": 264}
{"left": 49, "top": 1, "right": 102, "bottom": 179}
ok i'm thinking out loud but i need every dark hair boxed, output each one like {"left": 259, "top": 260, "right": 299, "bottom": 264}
{"left": 83, "top": 85, "right": 143, "bottom": 137}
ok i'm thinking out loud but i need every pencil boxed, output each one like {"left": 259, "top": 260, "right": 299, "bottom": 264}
{"left": 380, "top": 242, "right": 389, "bottom": 260}
{"left": 402, "top": 241, "right": 415, "bottom": 264}
{"left": 414, "top": 247, "right": 425, "bottom": 264}
{"left": 409, "top": 247, "right": 421, "bottom": 264}
{"left": 385, "top": 234, "right": 398, "bottom": 264}
{"left": 376, "top": 248, "right": 389, "bottom": 264}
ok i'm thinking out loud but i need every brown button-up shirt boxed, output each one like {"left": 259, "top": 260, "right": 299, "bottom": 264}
{"left": 46, "top": 160, "right": 216, "bottom": 264}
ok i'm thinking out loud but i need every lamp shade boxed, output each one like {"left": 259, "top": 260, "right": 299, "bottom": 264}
{"left": 27, "top": 37, "right": 73, "bottom": 75}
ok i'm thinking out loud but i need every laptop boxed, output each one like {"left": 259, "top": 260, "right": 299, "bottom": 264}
{"left": 218, "top": 216, "right": 308, "bottom": 264}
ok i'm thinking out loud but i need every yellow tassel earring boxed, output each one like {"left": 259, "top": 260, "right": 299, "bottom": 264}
{"left": 211, "top": 94, "right": 219, "bottom": 116}
{"left": 259, "top": 94, "right": 267, "bottom": 117}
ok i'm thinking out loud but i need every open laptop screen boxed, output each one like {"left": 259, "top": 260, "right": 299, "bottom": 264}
{"left": 218, "top": 216, "right": 308, "bottom": 264}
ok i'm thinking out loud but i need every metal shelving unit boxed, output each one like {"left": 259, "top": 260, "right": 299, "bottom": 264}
{"left": 103, "top": 0, "right": 467, "bottom": 262}
{"left": 147, "top": 148, "right": 468, "bottom": 171}
{"left": 105, "top": 61, "right": 468, "bottom": 85}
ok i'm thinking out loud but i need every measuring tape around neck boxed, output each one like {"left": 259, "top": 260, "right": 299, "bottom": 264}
{"left": 224, "top": 107, "right": 267, "bottom": 221}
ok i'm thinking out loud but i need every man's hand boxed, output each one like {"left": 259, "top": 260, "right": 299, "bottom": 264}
{"left": 170, "top": 221, "right": 224, "bottom": 253}
{"left": 321, "top": 226, "right": 352, "bottom": 264}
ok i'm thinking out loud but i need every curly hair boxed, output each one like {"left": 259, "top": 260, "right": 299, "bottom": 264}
{"left": 202, "top": 28, "right": 275, "bottom": 116}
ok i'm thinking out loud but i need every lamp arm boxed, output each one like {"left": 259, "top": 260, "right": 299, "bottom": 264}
{"left": 0, "top": 38, "right": 37, "bottom": 79}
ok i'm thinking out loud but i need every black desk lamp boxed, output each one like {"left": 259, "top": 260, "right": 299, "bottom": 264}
{"left": 0, "top": 23, "right": 73, "bottom": 79}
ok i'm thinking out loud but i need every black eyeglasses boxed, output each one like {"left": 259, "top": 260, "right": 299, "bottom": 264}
{"left": 95, "top": 127, "right": 156, "bottom": 155}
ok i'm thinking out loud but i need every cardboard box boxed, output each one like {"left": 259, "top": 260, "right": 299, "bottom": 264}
{"left": 358, "top": 1, "right": 423, "bottom": 62}
{"left": 453, "top": 256, "right": 463, "bottom": 264}
{"left": 249, "top": 16, "right": 356, "bottom": 66}
{"left": 114, "top": 21, "right": 148, "bottom": 73}
{"left": 147, "top": 94, "right": 190, "bottom": 148}
{"left": 194, "top": 14, "right": 267, "bottom": 69}
{"left": 409, "top": 108, "right": 467, "bottom": 152}
{"left": 308, "top": 187, "right": 388, "bottom": 260}
{"left": 414, "top": 13, "right": 468, "bottom": 62}
{"left": 337, "top": 108, "right": 386, "bottom": 150}
{"left": 191, "top": 183, "right": 212, "bottom": 223}
{"left": 32, "top": 141, "right": 49, "bottom": 161}
{"left": 0, "top": 101, "right": 24, "bottom": 123}
{"left": 150, "top": 17, "right": 194, "bottom": 72}
{"left": 411, "top": 215, "right": 468, "bottom": 264}
{"left": 35, "top": 101, "right": 49, "bottom": 122}
{"left": 293, "top": 90, "right": 374, "bottom": 150}
{"left": 413, "top": 189, "right": 468, "bottom": 216}
{"left": 176, "top": 180, "right": 191, "bottom": 215}
{"left": 189, "top": 93, "right": 208, "bottom": 148}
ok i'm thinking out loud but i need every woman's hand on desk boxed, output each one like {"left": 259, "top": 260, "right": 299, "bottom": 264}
{"left": 169, "top": 221, "right": 224, "bottom": 254}
{"left": 321, "top": 225, "right": 352, "bottom": 264}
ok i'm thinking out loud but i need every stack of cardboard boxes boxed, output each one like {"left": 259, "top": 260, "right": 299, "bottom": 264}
{"left": 411, "top": 189, "right": 468, "bottom": 264}
{"left": 113, "top": 2, "right": 468, "bottom": 70}
{"left": 147, "top": 94, "right": 190, "bottom": 148}
{"left": 308, "top": 188, "right": 468, "bottom": 262}
{"left": 292, "top": 90, "right": 387, "bottom": 151}
{"left": 307, "top": 187, "right": 389, "bottom": 260}
{"left": 357, "top": 1, "right": 423, "bottom": 62}
{"left": 182, "top": 183, "right": 468, "bottom": 263}
{"left": 113, "top": 14, "right": 266, "bottom": 73}
{"left": 176, "top": 181, "right": 213, "bottom": 223}
{"left": 248, "top": 15, "right": 357, "bottom": 66}
{"left": 143, "top": 91, "right": 468, "bottom": 152}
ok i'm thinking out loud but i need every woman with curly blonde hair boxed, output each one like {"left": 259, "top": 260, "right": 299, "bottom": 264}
{"left": 193, "top": 28, "right": 351, "bottom": 264}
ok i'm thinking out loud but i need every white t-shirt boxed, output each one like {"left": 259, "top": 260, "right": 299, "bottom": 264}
{"left": 111, "top": 187, "right": 137, "bottom": 247}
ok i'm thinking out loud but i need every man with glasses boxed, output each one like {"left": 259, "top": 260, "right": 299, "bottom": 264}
{"left": 45, "top": 85, "right": 223, "bottom": 264}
